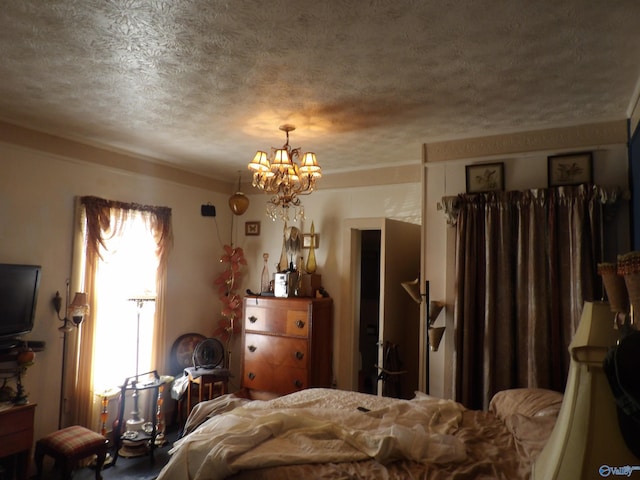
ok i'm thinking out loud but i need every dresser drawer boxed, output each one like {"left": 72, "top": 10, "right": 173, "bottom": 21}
{"left": 241, "top": 296, "right": 333, "bottom": 395}
{"left": 243, "top": 360, "right": 307, "bottom": 394}
{"left": 244, "top": 305, "right": 309, "bottom": 337}
{"left": 0, "top": 406, "right": 33, "bottom": 436}
{"left": 0, "top": 403, "right": 35, "bottom": 460}
{"left": 0, "top": 428, "right": 32, "bottom": 456}
{"left": 244, "top": 333, "right": 308, "bottom": 368}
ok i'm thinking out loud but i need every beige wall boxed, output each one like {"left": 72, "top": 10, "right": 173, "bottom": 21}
{"left": 0, "top": 133, "right": 422, "bottom": 442}
{"left": 1, "top": 119, "right": 631, "bottom": 444}
{"left": 229, "top": 182, "right": 423, "bottom": 390}
{"left": 0, "top": 141, "right": 232, "bottom": 441}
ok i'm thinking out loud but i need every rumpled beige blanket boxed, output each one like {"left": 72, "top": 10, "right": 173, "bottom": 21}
{"left": 157, "top": 389, "right": 467, "bottom": 480}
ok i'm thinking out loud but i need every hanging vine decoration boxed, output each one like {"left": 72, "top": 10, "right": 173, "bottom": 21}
{"left": 213, "top": 245, "right": 247, "bottom": 367}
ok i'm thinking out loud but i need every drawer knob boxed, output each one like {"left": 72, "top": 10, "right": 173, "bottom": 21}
{"left": 295, "top": 320, "right": 305, "bottom": 329}
{"left": 248, "top": 372, "right": 256, "bottom": 380}
{"left": 249, "top": 315, "right": 258, "bottom": 323}
{"left": 295, "top": 351, "right": 304, "bottom": 360}
{"left": 294, "top": 380, "right": 303, "bottom": 388}
{"left": 248, "top": 345, "right": 257, "bottom": 352}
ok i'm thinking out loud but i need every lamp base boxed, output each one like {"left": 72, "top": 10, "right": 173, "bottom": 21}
{"left": 118, "top": 440, "right": 148, "bottom": 458}
{"left": 532, "top": 302, "right": 638, "bottom": 479}
{"left": 125, "top": 417, "right": 145, "bottom": 432}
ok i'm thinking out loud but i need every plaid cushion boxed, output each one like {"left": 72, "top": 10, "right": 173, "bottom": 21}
{"left": 40, "top": 426, "right": 106, "bottom": 456}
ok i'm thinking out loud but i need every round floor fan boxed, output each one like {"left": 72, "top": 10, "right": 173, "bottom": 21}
{"left": 192, "top": 338, "right": 224, "bottom": 370}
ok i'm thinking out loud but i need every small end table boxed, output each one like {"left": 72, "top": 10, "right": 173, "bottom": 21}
{"left": 184, "top": 367, "right": 231, "bottom": 414}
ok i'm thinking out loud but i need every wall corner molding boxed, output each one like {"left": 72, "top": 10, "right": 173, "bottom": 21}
{"left": 424, "top": 120, "right": 628, "bottom": 163}
{"left": 0, "top": 120, "right": 231, "bottom": 193}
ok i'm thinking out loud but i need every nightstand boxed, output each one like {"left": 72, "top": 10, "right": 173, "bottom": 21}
{"left": 0, "top": 403, "right": 35, "bottom": 480}
{"left": 184, "top": 367, "right": 231, "bottom": 414}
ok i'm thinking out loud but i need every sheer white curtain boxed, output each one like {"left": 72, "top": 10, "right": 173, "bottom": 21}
{"left": 66, "top": 196, "right": 172, "bottom": 428}
{"left": 92, "top": 212, "right": 159, "bottom": 392}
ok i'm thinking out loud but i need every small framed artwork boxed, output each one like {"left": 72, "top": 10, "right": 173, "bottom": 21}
{"left": 245, "top": 221, "right": 260, "bottom": 236}
{"left": 548, "top": 152, "right": 593, "bottom": 187}
{"left": 465, "top": 162, "right": 505, "bottom": 193}
{"left": 303, "top": 233, "right": 319, "bottom": 249}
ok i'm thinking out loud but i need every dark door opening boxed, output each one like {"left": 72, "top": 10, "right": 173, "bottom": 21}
{"left": 357, "top": 230, "right": 381, "bottom": 395}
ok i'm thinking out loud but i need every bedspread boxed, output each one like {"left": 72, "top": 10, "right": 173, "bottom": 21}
{"left": 157, "top": 388, "right": 560, "bottom": 480}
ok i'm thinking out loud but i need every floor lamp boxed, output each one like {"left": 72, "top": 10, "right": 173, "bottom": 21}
{"left": 53, "top": 280, "right": 89, "bottom": 429}
{"left": 125, "top": 296, "right": 155, "bottom": 433}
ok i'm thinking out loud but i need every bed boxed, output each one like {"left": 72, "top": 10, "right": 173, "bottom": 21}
{"left": 156, "top": 386, "right": 562, "bottom": 480}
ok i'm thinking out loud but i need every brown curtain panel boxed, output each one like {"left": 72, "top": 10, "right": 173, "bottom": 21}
{"left": 69, "top": 196, "right": 173, "bottom": 428}
{"left": 448, "top": 185, "right": 618, "bottom": 410}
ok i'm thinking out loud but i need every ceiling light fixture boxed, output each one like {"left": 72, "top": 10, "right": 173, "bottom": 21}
{"left": 248, "top": 124, "right": 322, "bottom": 222}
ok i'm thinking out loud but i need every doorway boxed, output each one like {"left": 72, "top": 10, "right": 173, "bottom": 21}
{"left": 338, "top": 218, "right": 421, "bottom": 399}
{"left": 358, "top": 230, "right": 381, "bottom": 395}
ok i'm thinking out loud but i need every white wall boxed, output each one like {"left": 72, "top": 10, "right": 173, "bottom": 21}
{"left": 424, "top": 145, "right": 630, "bottom": 399}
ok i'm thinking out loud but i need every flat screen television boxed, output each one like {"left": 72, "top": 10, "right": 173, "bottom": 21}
{"left": 0, "top": 263, "right": 41, "bottom": 341}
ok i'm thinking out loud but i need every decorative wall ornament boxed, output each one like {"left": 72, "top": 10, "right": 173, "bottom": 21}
{"left": 212, "top": 245, "right": 247, "bottom": 368}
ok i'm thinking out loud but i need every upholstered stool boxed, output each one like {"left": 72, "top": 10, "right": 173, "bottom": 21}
{"left": 35, "top": 425, "right": 109, "bottom": 480}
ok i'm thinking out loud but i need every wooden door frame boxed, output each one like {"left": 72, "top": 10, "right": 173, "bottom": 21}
{"left": 339, "top": 218, "right": 385, "bottom": 392}
{"left": 338, "top": 218, "right": 424, "bottom": 395}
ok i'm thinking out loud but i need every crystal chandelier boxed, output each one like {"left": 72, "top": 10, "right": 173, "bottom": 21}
{"left": 248, "top": 124, "right": 322, "bottom": 221}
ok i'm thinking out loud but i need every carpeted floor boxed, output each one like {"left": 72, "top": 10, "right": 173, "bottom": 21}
{"left": 36, "top": 428, "right": 178, "bottom": 480}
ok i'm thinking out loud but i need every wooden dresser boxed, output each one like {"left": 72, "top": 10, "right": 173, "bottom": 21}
{"left": 0, "top": 403, "right": 36, "bottom": 480}
{"left": 241, "top": 296, "right": 333, "bottom": 396}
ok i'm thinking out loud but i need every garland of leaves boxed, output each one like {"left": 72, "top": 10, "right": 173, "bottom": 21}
{"left": 212, "top": 244, "right": 247, "bottom": 368}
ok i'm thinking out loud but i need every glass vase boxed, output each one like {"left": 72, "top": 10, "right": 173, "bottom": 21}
{"left": 261, "top": 253, "right": 270, "bottom": 293}
{"left": 306, "top": 222, "right": 317, "bottom": 273}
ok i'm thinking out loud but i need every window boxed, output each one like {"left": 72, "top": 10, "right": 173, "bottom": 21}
{"left": 65, "top": 196, "right": 172, "bottom": 428}
{"left": 91, "top": 211, "right": 159, "bottom": 392}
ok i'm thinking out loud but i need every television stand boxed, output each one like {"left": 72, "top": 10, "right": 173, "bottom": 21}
{"left": 0, "top": 339, "right": 19, "bottom": 353}
{"left": 0, "top": 339, "right": 45, "bottom": 354}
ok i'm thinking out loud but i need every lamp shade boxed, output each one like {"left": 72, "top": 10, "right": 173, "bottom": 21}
{"left": 248, "top": 151, "right": 270, "bottom": 172}
{"left": 428, "top": 326, "right": 445, "bottom": 352}
{"left": 618, "top": 251, "right": 640, "bottom": 315}
{"left": 271, "top": 148, "right": 292, "bottom": 167}
{"left": 285, "top": 166, "right": 299, "bottom": 183}
{"left": 401, "top": 278, "right": 422, "bottom": 304}
{"left": 299, "top": 152, "right": 321, "bottom": 175}
{"left": 69, "top": 292, "right": 88, "bottom": 308}
{"left": 429, "top": 301, "right": 445, "bottom": 324}
{"left": 597, "top": 262, "right": 629, "bottom": 313}
{"left": 69, "top": 292, "right": 89, "bottom": 326}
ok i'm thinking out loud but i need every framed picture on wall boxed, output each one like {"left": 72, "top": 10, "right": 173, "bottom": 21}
{"left": 303, "top": 233, "right": 319, "bottom": 249}
{"left": 245, "top": 221, "right": 260, "bottom": 236}
{"left": 548, "top": 152, "right": 593, "bottom": 187}
{"left": 465, "top": 162, "right": 505, "bottom": 193}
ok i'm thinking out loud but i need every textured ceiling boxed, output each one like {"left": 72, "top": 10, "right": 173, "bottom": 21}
{"left": 1, "top": 1, "right": 640, "bottom": 183}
